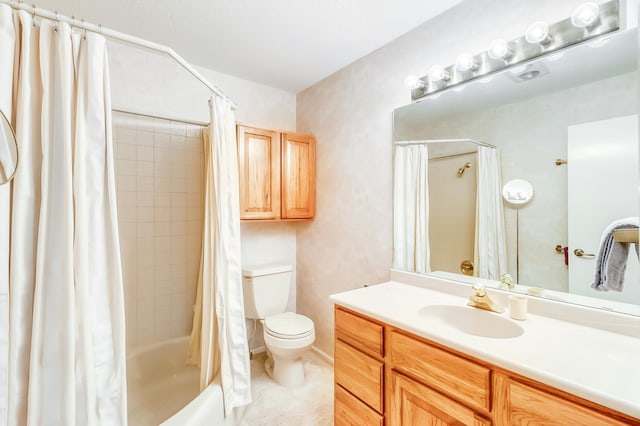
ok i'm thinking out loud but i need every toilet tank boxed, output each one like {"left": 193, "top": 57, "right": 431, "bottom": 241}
{"left": 242, "top": 264, "right": 292, "bottom": 319}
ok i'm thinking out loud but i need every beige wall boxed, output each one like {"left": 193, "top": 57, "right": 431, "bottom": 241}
{"left": 295, "top": 0, "right": 635, "bottom": 356}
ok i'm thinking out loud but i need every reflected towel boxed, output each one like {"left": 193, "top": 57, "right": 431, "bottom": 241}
{"left": 591, "top": 217, "right": 639, "bottom": 292}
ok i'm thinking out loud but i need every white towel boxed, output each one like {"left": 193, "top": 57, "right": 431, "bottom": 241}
{"left": 591, "top": 217, "right": 639, "bottom": 292}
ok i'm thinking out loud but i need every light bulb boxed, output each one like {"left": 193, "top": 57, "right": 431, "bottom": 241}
{"left": 525, "top": 21, "right": 552, "bottom": 45}
{"left": 487, "top": 39, "right": 512, "bottom": 60}
{"left": 571, "top": 2, "right": 600, "bottom": 28}
{"left": 404, "top": 74, "right": 425, "bottom": 90}
{"left": 428, "top": 65, "right": 450, "bottom": 82}
{"left": 455, "top": 53, "right": 478, "bottom": 72}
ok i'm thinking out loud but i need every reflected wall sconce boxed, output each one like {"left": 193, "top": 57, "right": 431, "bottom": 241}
{"left": 525, "top": 21, "right": 553, "bottom": 45}
{"left": 408, "top": 0, "right": 619, "bottom": 101}
{"left": 571, "top": 2, "right": 601, "bottom": 29}
{"left": 455, "top": 53, "right": 479, "bottom": 72}
{"left": 487, "top": 39, "right": 513, "bottom": 60}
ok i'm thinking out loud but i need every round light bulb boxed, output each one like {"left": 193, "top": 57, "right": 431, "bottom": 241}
{"left": 455, "top": 53, "right": 478, "bottom": 72}
{"left": 404, "top": 74, "right": 424, "bottom": 90}
{"left": 487, "top": 39, "right": 512, "bottom": 60}
{"left": 428, "top": 65, "right": 450, "bottom": 82}
{"left": 571, "top": 2, "right": 600, "bottom": 28}
{"left": 525, "top": 21, "right": 552, "bottom": 45}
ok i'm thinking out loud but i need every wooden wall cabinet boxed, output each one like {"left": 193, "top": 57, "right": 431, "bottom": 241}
{"left": 333, "top": 306, "right": 638, "bottom": 426}
{"left": 237, "top": 125, "right": 315, "bottom": 221}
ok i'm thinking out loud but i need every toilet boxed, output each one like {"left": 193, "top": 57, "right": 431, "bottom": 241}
{"left": 242, "top": 264, "right": 315, "bottom": 387}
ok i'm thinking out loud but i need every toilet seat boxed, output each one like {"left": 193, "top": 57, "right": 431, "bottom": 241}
{"left": 264, "top": 312, "right": 314, "bottom": 340}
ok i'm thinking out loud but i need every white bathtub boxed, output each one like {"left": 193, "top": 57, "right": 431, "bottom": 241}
{"left": 127, "top": 337, "right": 237, "bottom": 426}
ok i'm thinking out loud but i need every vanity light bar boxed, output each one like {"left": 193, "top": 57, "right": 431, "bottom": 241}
{"left": 409, "top": 0, "right": 619, "bottom": 101}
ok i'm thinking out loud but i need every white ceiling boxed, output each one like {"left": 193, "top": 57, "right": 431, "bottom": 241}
{"left": 34, "top": 0, "right": 464, "bottom": 92}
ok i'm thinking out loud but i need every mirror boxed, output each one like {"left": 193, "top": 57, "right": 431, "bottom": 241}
{"left": 503, "top": 179, "right": 534, "bottom": 205}
{"left": 0, "top": 109, "right": 17, "bottom": 184}
{"left": 393, "top": 28, "right": 639, "bottom": 316}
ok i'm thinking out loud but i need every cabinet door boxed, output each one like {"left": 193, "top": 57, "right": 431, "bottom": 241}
{"left": 237, "top": 125, "right": 280, "bottom": 219}
{"left": 390, "top": 371, "right": 491, "bottom": 426}
{"left": 281, "top": 132, "right": 316, "bottom": 219}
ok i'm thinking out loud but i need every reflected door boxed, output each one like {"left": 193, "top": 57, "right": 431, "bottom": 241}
{"left": 568, "top": 115, "right": 639, "bottom": 303}
{"left": 429, "top": 152, "right": 477, "bottom": 274}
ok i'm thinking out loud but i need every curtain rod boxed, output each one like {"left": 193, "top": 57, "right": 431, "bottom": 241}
{"left": 112, "top": 108, "right": 209, "bottom": 127}
{"left": 394, "top": 138, "right": 496, "bottom": 148}
{"left": 0, "top": 0, "right": 237, "bottom": 110}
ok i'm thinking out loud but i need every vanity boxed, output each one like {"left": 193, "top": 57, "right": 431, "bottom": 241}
{"left": 331, "top": 271, "right": 640, "bottom": 425}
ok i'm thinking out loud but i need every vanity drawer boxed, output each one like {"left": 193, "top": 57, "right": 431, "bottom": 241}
{"left": 335, "top": 339, "right": 384, "bottom": 413}
{"left": 335, "top": 307, "right": 384, "bottom": 358}
{"left": 496, "top": 377, "right": 631, "bottom": 426}
{"left": 389, "top": 330, "right": 491, "bottom": 411}
{"left": 335, "top": 384, "right": 383, "bottom": 426}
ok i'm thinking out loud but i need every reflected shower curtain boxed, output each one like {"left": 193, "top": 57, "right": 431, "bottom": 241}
{"left": 0, "top": 7, "right": 127, "bottom": 425}
{"left": 187, "top": 95, "right": 251, "bottom": 414}
{"left": 475, "top": 146, "right": 508, "bottom": 280}
{"left": 393, "top": 144, "right": 430, "bottom": 274}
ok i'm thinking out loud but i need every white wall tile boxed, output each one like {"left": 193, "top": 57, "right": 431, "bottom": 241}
{"left": 137, "top": 145, "right": 154, "bottom": 162}
{"left": 114, "top": 112, "right": 205, "bottom": 350}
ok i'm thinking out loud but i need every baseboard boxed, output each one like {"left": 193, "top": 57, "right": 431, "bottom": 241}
{"left": 311, "top": 345, "right": 334, "bottom": 366}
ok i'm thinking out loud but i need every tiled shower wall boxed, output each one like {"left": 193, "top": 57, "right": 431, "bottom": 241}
{"left": 113, "top": 111, "right": 205, "bottom": 350}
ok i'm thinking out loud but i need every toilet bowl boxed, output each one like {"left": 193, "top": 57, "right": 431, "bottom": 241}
{"left": 241, "top": 264, "right": 316, "bottom": 387}
{"left": 262, "top": 312, "right": 315, "bottom": 387}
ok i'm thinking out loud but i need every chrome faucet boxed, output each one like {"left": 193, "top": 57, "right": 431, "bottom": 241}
{"left": 468, "top": 283, "right": 505, "bottom": 313}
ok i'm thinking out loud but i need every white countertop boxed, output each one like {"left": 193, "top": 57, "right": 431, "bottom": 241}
{"left": 330, "top": 278, "right": 640, "bottom": 419}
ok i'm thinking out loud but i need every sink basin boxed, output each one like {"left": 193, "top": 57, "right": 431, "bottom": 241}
{"left": 419, "top": 305, "right": 524, "bottom": 339}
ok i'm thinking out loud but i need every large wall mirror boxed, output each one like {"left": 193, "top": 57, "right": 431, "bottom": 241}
{"left": 392, "top": 27, "right": 639, "bottom": 316}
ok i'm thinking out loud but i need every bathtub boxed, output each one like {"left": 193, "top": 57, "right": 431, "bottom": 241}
{"left": 127, "top": 337, "right": 237, "bottom": 426}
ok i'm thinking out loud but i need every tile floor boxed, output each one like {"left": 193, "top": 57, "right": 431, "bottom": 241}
{"left": 239, "top": 351, "right": 334, "bottom": 426}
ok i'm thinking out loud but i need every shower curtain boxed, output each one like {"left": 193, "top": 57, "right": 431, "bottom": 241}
{"left": 187, "top": 96, "right": 251, "bottom": 414}
{"left": 0, "top": 7, "right": 126, "bottom": 425}
{"left": 393, "top": 144, "right": 430, "bottom": 274}
{"left": 475, "top": 146, "right": 508, "bottom": 280}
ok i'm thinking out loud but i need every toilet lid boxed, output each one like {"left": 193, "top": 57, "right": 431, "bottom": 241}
{"left": 264, "top": 312, "right": 314, "bottom": 339}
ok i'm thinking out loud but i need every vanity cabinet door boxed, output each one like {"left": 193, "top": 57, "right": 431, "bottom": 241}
{"left": 281, "top": 132, "right": 316, "bottom": 219}
{"left": 390, "top": 371, "right": 491, "bottom": 426}
{"left": 237, "top": 125, "right": 280, "bottom": 220}
{"left": 494, "top": 375, "right": 632, "bottom": 426}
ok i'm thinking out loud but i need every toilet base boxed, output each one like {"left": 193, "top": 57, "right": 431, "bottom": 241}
{"left": 264, "top": 353, "right": 305, "bottom": 388}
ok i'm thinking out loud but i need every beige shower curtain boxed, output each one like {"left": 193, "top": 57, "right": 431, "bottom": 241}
{"left": 187, "top": 95, "right": 251, "bottom": 415}
{"left": 393, "top": 143, "right": 431, "bottom": 274}
{"left": 475, "top": 146, "right": 508, "bottom": 280}
{"left": 0, "top": 7, "right": 127, "bottom": 425}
